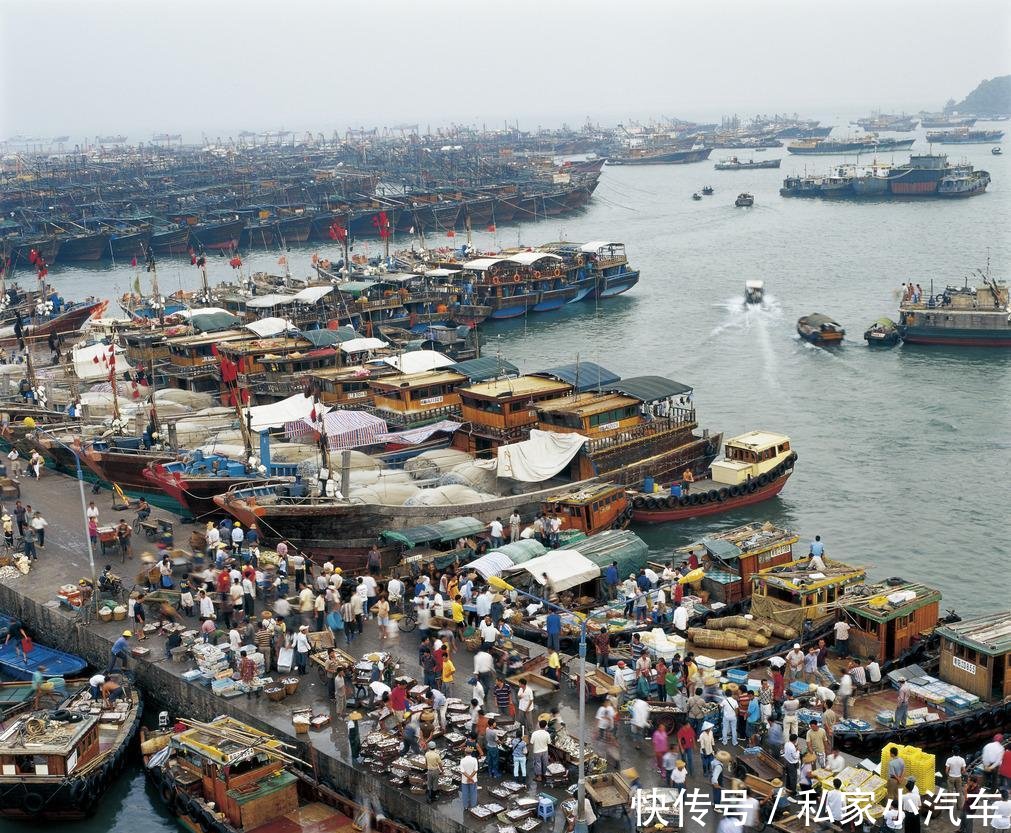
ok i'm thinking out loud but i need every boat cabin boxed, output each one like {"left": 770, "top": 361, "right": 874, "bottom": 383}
{"left": 541, "top": 482, "right": 630, "bottom": 537}
{"left": 452, "top": 374, "right": 572, "bottom": 453}
{"left": 675, "top": 522, "right": 798, "bottom": 606}
{"left": 307, "top": 366, "right": 378, "bottom": 408}
{"left": 745, "top": 280, "right": 764, "bottom": 304}
{"left": 165, "top": 330, "right": 249, "bottom": 392}
{"left": 750, "top": 557, "right": 867, "bottom": 631}
{"left": 840, "top": 582, "right": 942, "bottom": 663}
{"left": 0, "top": 713, "right": 102, "bottom": 780}
{"left": 369, "top": 369, "right": 466, "bottom": 426}
{"left": 935, "top": 610, "right": 1011, "bottom": 702}
{"left": 710, "top": 431, "right": 792, "bottom": 487}
{"left": 166, "top": 718, "right": 300, "bottom": 831}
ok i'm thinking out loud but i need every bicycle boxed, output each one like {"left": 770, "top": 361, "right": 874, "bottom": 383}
{"left": 396, "top": 602, "right": 418, "bottom": 633}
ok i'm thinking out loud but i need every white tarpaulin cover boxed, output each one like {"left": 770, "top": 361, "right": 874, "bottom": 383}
{"left": 382, "top": 350, "right": 454, "bottom": 374}
{"left": 293, "top": 285, "right": 334, "bottom": 304}
{"left": 72, "top": 342, "right": 133, "bottom": 381}
{"left": 340, "top": 337, "right": 387, "bottom": 354}
{"left": 511, "top": 550, "right": 600, "bottom": 593}
{"left": 172, "top": 307, "right": 230, "bottom": 319}
{"left": 467, "top": 551, "right": 516, "bottom": 580}
{"left": 375, "top": 420, "right": 462, "bottom": 445}
{"left": 246, "top": 293, "right": 296, "bottom": 309}
{"left": 244, "top": 393, "right": 321, "bottom": 432}
{"left": 245, "top": 317, "right": 295, "bottom": 337}
{"left": 486, "top": 429, "right": 587, "bottom": 482}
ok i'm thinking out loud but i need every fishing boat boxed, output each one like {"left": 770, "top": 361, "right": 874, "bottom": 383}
{"left": 692, "top": 193, "right": 702, "bottom": 201}
{"left": 787, "top": 136, "right": 916, "bottom": 155}
{"left": 831, "top": 610, "right": 1011, "bottom": 756}
{"left": 0, "top": 298, "right": 108, "bottom": 349}
{"left": 0, "top": 685, "right": 142, "bottom": 820}
{"left": 745, "top": 280, "right": 764, "bottom": 304}
{"left": 142, "top": 716, "right": 410, "bottom": 833}
{"left": 735, "top": 193, "right": 754, "bottom": 207}
{"left": 0, "top": 635, "right": 88, "bottom": 681}
{"left": 702, "top": 185, "right": 714, "bottom": 195}
{"left": 925, "top": 128, "right": 1004, "bottom": 144}
{"left": 864, "top": 318, "right": 900, "bottom": 347}
{"left": 797, "top": 313, "right": 844, "bottom": 345}
{"left": 714, "top": 157, "right": 782, "bottom": 170}
{"left": 630, "top": 431, "right": 796, "bottom": 523}
{"left": 608, "top": 147, "right": 713, "bottom": 165}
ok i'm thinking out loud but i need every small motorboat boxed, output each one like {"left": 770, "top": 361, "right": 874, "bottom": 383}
{"left": 702, "top": 185, "right": 714, "bottom": 195}
{"left": 992, "top": 146, "right": 1003, "bottom": 155}
{"left": 0, "top": 627, "right": 88, "bottom": 681}
{"left": 863, "top": 317, "right": 900, "bottom": 347}
{"left": 797, "top": 313, "right": 845, "bottom": 345}
{"left": 692, "top": 192, "right": 702, "bottom": 200}
{"left": 735, "top": 192, "right": 755, "bottom": 207}
{"left": 745, "top": 280, "right": 765, "bottom": 305}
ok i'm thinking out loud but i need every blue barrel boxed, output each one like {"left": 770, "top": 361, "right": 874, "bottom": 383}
{"left": 670, "top": 484, "right": 682, "bottom": 497}
{"left": 643, "top": 476, "right": 654, "bottom": 493}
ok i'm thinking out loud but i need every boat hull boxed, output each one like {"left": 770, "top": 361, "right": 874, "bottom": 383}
{"left": 0, "top": 641, "right": 88, "bottom": 681}
{"left": 149, "top": 226, "right": 190, "bottom": 255}
{"left": 144, "top": 464, "right": 272, "bottom": 520}
{"left": 55, "top": 232, "right": 108, "bottom": 262}
{"left": 631, "top": 466, "right": 793, "bottom": 523}
{"left": 899, "top": 327, "right": 1011, "bottom": 347}
{"left": 0, "top": 300, "right": 108, "bottom": 349}
{"left": 108, "top": 228, "right": 151, "bottom": 261}
{"left": 189, "top": 218, "right": 244, "bottom": 252}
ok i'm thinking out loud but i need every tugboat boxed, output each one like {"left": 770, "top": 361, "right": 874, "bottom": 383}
{"left": 744, "top": 280, "right": 764, "bottom": 305}
{"left": 701, "top": 185, "right": 714, "bottom": 195}
{"left": 692, "top": 192, "right": 702, "bottom": 201}
{"left": 735, "top": 193, "right": 755, "bottom": 207}
{"left": 863, "top": 317, "right": 900, "bottom": 347}
{"left": 797, "top": 313, "right": 845, "bottom": 345}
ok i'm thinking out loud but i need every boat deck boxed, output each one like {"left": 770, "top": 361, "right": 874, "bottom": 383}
{"left": 249, "top": 801, "right": 355, "bottom": 833}
{"left": 843, "top": 687, "right": 949, "bottom": 725}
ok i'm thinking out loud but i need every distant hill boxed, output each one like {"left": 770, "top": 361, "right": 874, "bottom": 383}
{"left": 945, "top": 76, "right": 1011, "bottom": 116}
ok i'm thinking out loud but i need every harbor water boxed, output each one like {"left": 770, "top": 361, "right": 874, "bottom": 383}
{"left": 8, "top": 127, "right": 1008, "bottom": 831}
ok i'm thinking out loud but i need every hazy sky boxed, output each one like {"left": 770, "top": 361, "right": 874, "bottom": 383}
{"left": 2, "top": 0, "right": 1010, "bottom": 139}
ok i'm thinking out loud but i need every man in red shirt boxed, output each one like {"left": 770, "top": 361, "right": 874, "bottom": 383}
{"left": 771, "top": 665, "right": 786, "bottom": 703}
{"left": 677, "top": 721, "right": 696, "bottom": 777}
{"left": 389, "top": 680, "right": 408, "bottom": 720}
{"left": 654, "top": 658, "right": 668, "bottom": 702}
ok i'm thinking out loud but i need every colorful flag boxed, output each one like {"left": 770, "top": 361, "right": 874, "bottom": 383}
{"left": 486, "top": 224, "right": 496, "bottom": 232}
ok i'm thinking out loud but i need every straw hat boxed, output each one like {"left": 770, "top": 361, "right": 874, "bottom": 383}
{"left": 348, "top": 711, "right": 363, "bottom": 720}
{"left": 261, "top": 611, "right": 273, "bottom": 618}
{"left": 716, "top": 750, "right": 732, "bottom": 765}
{"left": 724, "top": 683, "right": 740, "bottom": 694}
{"left": 770, "top": 778, "right": 783, "bottom": 789}
{"left": 367, "top": 653, "right": 381, "bottom": 662}
{"left": 802, "top": 753, "right": 816, "bottom": 764}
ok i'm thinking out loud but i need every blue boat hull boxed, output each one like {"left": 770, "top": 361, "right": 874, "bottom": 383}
{"left": 594, "top": 269, "right": 641, "bottom": 298}
{"left": 0, "top": 640, "right": 88, "bottom": 681}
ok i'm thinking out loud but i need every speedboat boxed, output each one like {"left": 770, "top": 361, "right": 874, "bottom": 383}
{"left": 745, "top": 280, "right": 764, "bottom": 305}
{"left": 797, "top": 313, "right": 845, "bottom": 345}
{"left": 735, "top": 193, "right": 755, "bottom": 207}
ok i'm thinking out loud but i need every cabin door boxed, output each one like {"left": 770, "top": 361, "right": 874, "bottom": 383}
{"left": 992, "top": 655, "right": 1006, "bottom": 701}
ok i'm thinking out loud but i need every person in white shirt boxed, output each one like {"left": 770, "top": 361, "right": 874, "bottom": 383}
{"left": 721, "top": 694, "right": 739, "bottom": 746}
{"left": 837, "top": 672, "right": 854, "bottom": 718}
{"left": 672, "top": 602, "right": 689, "bottom": 632}
{"left": 826, "top": 750, "right": 846, "bottom": 774}
{"left": 866, "top": 657, "right": 882, "bottom": 683}
{"left": 629, "top": 696, "right": 651, "bottom": 750}
{"left": 459, "top": 749, "right": 479, "bottom": 809}
{"left": 387, "top": 577, "right": 403, "bottom": 607}
{"left": 475, "top": 589, "right": 493, "bottom": 619}
{"left": 992, "top": 791, "right": 1011, "bottom": 831}
{"left": 824, "top": 778, "right": 845, "bottom": 822}
{"left": 945, "top": 747, "right": 967, "bottom": 794}
{"left": 717, "top": 815, "right": 742, "bottom": 833}
{"left": 833, "top": 619, "right": 851, "bottom": 655}
{"left": 786, "top": 644, "right": 806, "bottom": 681}
{"left": 489, "top": 517, "right": 504, "bottom": 547}
{"left": 479, "top": 616, "right": 498, "bottom": 649}
{"left": 473, "top": 649, "right": 494, "bottom": 700}
{"left": 883, "top": 804, "right": 904, "bottom": 830}
{"left": 509, "top": 511, "right": 521, "bottom": 542}
{"left": 198, "top": 591, "right": 215, "bottom": 620}
{"left": 228, "top": 627, "right": 241, "bottom": 652}
{"left": 901, "top": 780, "right": 921, "bottom": 833}
{"left": 516, "top": 680, "right": 535, "bottom": 732}
{"left": 669, "top": 759, "right": 687, "bottom": 793}
{"left": 982, "top": 735, "right": 1005, "bottom": 789}
{"left": 782, "top": 735, "right": 801, "bottom": 792}
{"left": 530, "top": 721, "right": 551, "bottom": 782}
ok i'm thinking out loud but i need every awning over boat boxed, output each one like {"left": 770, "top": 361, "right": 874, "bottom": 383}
{"left": 483, "top": 429, "right": 587, "bottom": 482}
{"left": 508, "top": 251, "right": 563, "bottom": 266}
{"left": 509, "top": 550, "right": 600, "bottom": 593}
{"left": 580, "top": 241, "right": 622, "bottom": 253}
{"left": 462, "top": 258, "right": 510, "bottom": 271}
{"left": 246, "top": 293, "right": 296, "bottom": 308}
{"left": 607, "top": 375, "right": 693, "bottom": 402}
{"left": 381, "top": 516, "right": 486, "bottom": 548}
{"left": 488, "top": 539, "right": 547, "bottom": 565}
{"left": 172, "top": 306, "right": 230, "bottom": 319}
{"left": 375, "top": 420, "right": 462, "bottom": 445}
{"left": 292, "top": 285, "right": 334, "bottom": 304}
{"left": 340, "top": 337, "right": 387, "bottom": 353}
{"left": 449, "top": 356, "right": 519, "bottom": 382}
{"left": 300, "top": 326, "right": 358, "bottom": 347}
{"left": 245, "top": 317, "right": 296, "bottom": 337}
{"left": 285, "top": 409, "right": 387, "bottom": 450}
{"left": 382, "top": 350, "right": 455, "bottom": 374}
{"left": 575, "top": 529, "right": 649, "bottom": 580}
{"left": 701, "top": 537, "right": 744, "bottom": 562}
{"left": 467, "top": 551, "right": 516, "bottom": 580}
{"left": 535, "top": 361, "right": 620, "bottom": 392}
{"left": 334, "top": 281, "right": 376, "bottom": 296}
{"left": 72, "top": 341, "right": 133, "bottom": 381}
{"left": 189, "top": 310, "right": 242, "bottom": 332}
{"left": 244, "top": 393, "right": 321, "bottom": 432}
{"left": 425, "top": 268, "right": 462, "bottom": 278}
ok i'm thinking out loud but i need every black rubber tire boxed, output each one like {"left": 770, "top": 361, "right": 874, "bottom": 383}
{"left": 678, "top": 496, "right": 690, "bottom": 507}
{"left": 757, "top": 473, "right": 770, "bottom": 487}
{"left": 730, "top": 486, "right": 742, "bottom": 497}
{"left": 718, "top": 488, "right": 729, "bottom": 501}
{"left": 645, "top": 497, "right": 657, "bottom": 510}
{"left": 747, "top": 482, "right": 758, "bottom": 493}
{"left": 688, "top": 494, "right": 700, "bottom": 505}
{"left": 707, "top": 490, "right": 719, "bottom": 502}
{"left": 22, "top": 792, "right": 45, "bottom": 815}
{"left": 632, "top": 496, "right": 645, "bottom": 509}
{"left": 159, "top": 782, "right": 177, "bottom": 813}
{"left": 697, "top": 494, "right": 709, "bottom": 505}
{"left": 665, "top": 496, "right": 677, "bottom": 509}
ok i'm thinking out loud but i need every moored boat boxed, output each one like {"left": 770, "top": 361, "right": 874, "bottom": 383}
{"left": 0, "top": 631, "right": 88, "bottom": 681}
{"left": 714, "top": 157, "right": 782, "bottom": 170}
{"left": 608, "top": 147, "right": 713, "bottom": 165}
{"left": 797, "top": 313, "right": 844, "bottom": 345}
{"left": 863, "top": 317, "right": 900, "bottom": 346}
{"left": 0, "top": 298, "right": 108, "bottom": 349}
{"left": 0, "top": 686, "right": 143, "bottom": 820}
{"left": 897, "top": 273, "right": 1010, "bottom": 346}
{"left": 925, "top": 127, "right": 1004, "bottom": 144}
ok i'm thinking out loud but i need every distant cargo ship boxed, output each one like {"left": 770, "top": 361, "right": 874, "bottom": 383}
{"left": 854, "top": 114, "right": 919, "bottom": 132}
{"left": 898, "top": 274, "right": 1010, "bottom": 347}
{"left": 780, "top": 153, "right": 990, "bottom": 199}
{"left": 787, "top": 136, "right": 916, "bottom": 155}
{"left": 926, "top": 128, "right": 1004, "bottom": 144}
{"left": 608, "top": 147, "right": 713, "bottom": 165}
{"left": 714, "top": 157, "right": 782, "bottom": 170}
{"left": 919, "top": 113, "right": 977, "bottom": 129}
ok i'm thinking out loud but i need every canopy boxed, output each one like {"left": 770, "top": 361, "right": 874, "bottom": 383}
{"left": 334, "top": 281, "right": 376, "bottom": 296}
{"left": 293, "top": 285, "right": 334, "bottom": 304}
{"left": 449, "top": 356, "right": 519, "bottom": 382}
{"left": 576, "top": 529, "right": 649, "bottom": 580}
{"left": 285, "top": 410, "right": 387, "bottom": 450}
{"left": 300, "top": 326, "right": 358, "bottom": 347}
{"left": 701, "top": 537, "right": 743, "bottom": 562}
{"left": 72, "top": 342, "right": 133, "bottom": 381}
{"left": 580, "top": 241, "right": 622, "bottom": 253}
{"left": 425, "top": 268, "right": 462, "bottom": 278}
{"left": 244, "top": 393, "right": 320, "bottom": 432}
{"left": 466, "top": 551, "right": 516, "bottom": 580}
{"left": 490, "top": 539, "right": 547, "bottom": 564}
{"left": 489, "top": 429, "right": 586, "bottom": 482}
{"left": 508, "top": 251, "right": 563, "bottom": 266}
{"left": 381, "top": 516, "right": 486, "bottom": 548}
{"left": 462, "top": 258, "right": 510, "bottom": 271}
{"left": 374, "top": 420, "right": 462, "bottom": 445}
{"left": 245, "top": 317, "right": 295, "bottom": 337}
{"left": 511, "top": 550, "right": 600, "bottom": 593}
{"left": 190, "top": 311, "right": 242, "bottom": 333}
{"left": 535, "top": 361, "right": 620, "bottom": 392}
{"left": 607, "top": 375, "right": 693, "bottom": 403}
{"left": 246, "top": 293, "right": 296, "bottom": 309}
{"left": 382, "top": 350, "right": 455, "bottom": 374}
{"left": 172, "top": 307, "right": 230, "bottom": 320}
{"left": 340, "top": 337, "right": 387, "bottom": 353}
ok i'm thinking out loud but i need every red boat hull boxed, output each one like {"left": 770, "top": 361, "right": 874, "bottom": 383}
{"left": 0, "top": 299, "right": 107, "bottom": 348}
{"left": 631, "top": 470, "right": 792, "bottom": 523}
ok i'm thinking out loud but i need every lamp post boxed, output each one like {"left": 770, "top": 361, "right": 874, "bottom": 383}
{"left": 488, "top": 575, "right": 590, "bottom": 833}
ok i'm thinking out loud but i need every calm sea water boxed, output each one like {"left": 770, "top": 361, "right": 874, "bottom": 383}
{"left": 16, "top": 122, "right": 1009, "bottom": 830}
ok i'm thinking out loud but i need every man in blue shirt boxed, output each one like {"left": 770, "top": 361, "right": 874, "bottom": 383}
{"left": 108, "top": 631, "right": 131, "bottom": 674}
{"left": 545, "top": 611, "right": 561, "bottom": 651}
{"left": 603, "top": 561, "right": 619, "bottom": 601}
{"left": 809, "top": 535, "right": 825, "bottom": 558}
{"left": 636, "top": 570, "right": 651, "bottom": 593}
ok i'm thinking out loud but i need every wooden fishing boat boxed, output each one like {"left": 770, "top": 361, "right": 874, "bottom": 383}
{"left": 797, "top": 313, "right": 845, "bottom": 345}
{"left": 142, "top": 716, "right": 411, "bottom": 833}
{"left": 864, "top": 318, "right": 900, "bottom": 347}
{"left": 831, "top": 609, "right": 1011, "bottom": 756}
{"left": 0, "top": 299, "right": 108, "bottom": 349}
{"left": 0, "top": 686, "right": 142, "bottom": 820}
{"left": 630, "top": 431, "right": 797, "bottom": 523}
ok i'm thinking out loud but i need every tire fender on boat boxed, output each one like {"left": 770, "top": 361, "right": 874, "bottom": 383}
{"left": 22, "top": 791, "right": 45, "bottom": 815}
{"left": 747, "top": 482, "right": 758, "bottom": 493}
{"left": 707, "top": 490, "right": 719, "bottom": 502}
{"left": 757, "top": 473, "right": 770, "bottom": 487}
{"left": 678, "top": 496, "right": 690, "bottom": 507}
{"left": 717, "top": 488, "right": 729, "bottom": 501}
{"left": 632, "top": 495, "right": 645, "bottom": 509}
{"left": 159, "top": 781, "right": 178, "bottom": 813}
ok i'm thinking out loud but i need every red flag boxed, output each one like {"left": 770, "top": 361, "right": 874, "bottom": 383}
{"left": 190, "top": 254, "right": 197, "bottom": 265}
{"left": 28, "top": 249, "right": 38, "bottom": 265}
{"left": 372, "top": 212, "right": 391, "bottom": 240}
{"left": 446, "top": 229, "right": 456, "bottom": 238}
{"left": 130, "top": 256, "right": 138, "bottom": 267}
{"left": 486, "top": 224, "right": 496, "bottom": 232}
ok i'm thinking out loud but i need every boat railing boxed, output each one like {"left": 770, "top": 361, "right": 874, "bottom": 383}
{"left": 584, "top": 410, "right": 696, "bottom": 453}
{"left": 166, "top": 360, "right": 220, "bottom": 378}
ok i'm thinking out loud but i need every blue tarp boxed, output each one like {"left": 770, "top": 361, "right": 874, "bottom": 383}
{"left": 534, "top": 361, "right": 620, "bottom": 392}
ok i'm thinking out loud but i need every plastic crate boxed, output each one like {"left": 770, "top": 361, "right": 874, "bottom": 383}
{"left": 789, "top": 681, "right": 810, "bottom": 696}
{"left": 726, "top": 669, "right": 749, "bottom": 685}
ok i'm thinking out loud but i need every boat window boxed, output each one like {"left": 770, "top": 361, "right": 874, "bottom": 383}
{"left": 777, "top": 442, "right": 790, "bottom": 453}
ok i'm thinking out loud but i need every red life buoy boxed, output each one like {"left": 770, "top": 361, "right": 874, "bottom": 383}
{"left": 512, "top": 273, "right": 521, "bottom": 283}
{"left": 553, "top": 266, "right": 562, "bottom": 276}
{"left": 533, "top": 270, "right": 542, "bottom": 279}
